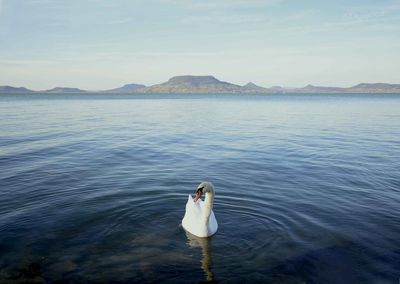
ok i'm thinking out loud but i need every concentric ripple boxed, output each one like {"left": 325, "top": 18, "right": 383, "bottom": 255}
{"left": 0, "top": 93, "right": 399, "bottom": 283}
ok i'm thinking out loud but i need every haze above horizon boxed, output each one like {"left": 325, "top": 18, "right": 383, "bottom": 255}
{"left": 0, "top": 0, "right": 399, "bottom": 90}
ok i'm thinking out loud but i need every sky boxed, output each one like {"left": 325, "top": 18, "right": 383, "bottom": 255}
{"left": 0, "top": 0, "right": 399, "bottom": 90}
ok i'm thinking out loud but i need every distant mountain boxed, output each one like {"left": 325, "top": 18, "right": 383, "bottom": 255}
{"left": 270, "top": 86, "right": 287, "bottom": 93}
{"left": 140, "top": 75, "right": 242, "bottom": 93}
{"left": 291, "top": 83, "right": 400, "bottom": 94}
{"left": 0, "top": 85, "right": 34, "bottom": 93}
{"left": 346, "top": 83, "right": 400, "bottom": 93}
{"left": 45, "top": 87, "right": 87, "bottom": 93}
{"left": 138, "top": 75, "right": 275, "bottom": 93}
{"left": 2, "top": 80, "right": 400, "bottom": 94}
{"left": 293, "top": 84, "right": 345, "bottom": 93}
{"left": 241, "top": 82, "right": 274, "bottom": 93}
{"left": 105, "top": 83, "right": 146, "bottom": 93}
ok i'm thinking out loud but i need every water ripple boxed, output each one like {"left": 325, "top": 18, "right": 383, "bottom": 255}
{"left": 0, "top": 94, "right": 399, "bottom": 283}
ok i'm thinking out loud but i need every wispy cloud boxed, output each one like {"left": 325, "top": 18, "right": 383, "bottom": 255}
{"left": 1, "top": 0, "right": 399, "bottom": 88}
{"left": 0, "top": 58, "right": 61, "bottom": 65}
{"left": 182, "top": 13, "right": 267, "bottom": 24}
{"left": 188, "top": 0, "right": 282, "bottom": 9}
{"left": 281, "top": 13, "right": 400, "bottom": 36}
{"left": 164, "top": 0, "right": 282, "bottom": 8}
{"left": 105, "top": 17, "right": 135, "bottom": 25}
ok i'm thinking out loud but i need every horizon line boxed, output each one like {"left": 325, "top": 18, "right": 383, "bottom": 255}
{"left": 1, "top": 74, "right": 400, "bottom": 91}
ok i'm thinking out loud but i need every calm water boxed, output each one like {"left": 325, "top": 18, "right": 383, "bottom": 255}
{"left": 0, "top": 93, "right": 399, "bottom": 283}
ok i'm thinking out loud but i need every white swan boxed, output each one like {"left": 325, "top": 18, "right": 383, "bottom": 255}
{"left": 182, "top": 182, "right": 218, "bottom": 237}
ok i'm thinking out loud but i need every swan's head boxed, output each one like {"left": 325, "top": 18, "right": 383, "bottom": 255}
{"left": 193, "top": 181, "right": 214, "bottom": 202}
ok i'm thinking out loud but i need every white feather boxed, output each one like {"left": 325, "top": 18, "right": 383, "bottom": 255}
{"left": 182, "top": 182, "right": 218, "bottom": 237}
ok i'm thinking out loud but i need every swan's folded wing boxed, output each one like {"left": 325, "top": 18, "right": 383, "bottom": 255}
{"left": 185, "top": 195, "right": 202, "bottom": 215}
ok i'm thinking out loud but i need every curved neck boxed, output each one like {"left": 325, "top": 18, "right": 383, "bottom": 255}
{"left": 203, "top": 191, "right": 214, "bottom": 220}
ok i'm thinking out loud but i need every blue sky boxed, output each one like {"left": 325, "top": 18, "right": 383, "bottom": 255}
{"left": 0, "top": 0, "right": 399, "bottom": 90}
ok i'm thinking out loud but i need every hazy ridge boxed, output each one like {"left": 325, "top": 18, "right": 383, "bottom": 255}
{"left": 1, "top": 75, "right": 400, "bottom": 94}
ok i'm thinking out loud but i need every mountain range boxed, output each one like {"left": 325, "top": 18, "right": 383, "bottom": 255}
{"left": 1, "top": 75, "right": 400, "bottom": 94}
{"left": 104, "top": 83, "right": 146, "bottom": 93}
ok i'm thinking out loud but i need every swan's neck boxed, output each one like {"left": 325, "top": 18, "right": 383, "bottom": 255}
{"left": 203, "top": 192, "right": 214, "bottom": 221}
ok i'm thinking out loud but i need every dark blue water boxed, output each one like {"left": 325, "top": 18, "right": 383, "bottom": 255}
{"left": 0, "top": 93, "right": 399, "bottom": 283}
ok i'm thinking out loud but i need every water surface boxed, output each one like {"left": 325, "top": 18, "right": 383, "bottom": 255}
{"left": 0, "top": 93, "right": 399, "bottom": 283}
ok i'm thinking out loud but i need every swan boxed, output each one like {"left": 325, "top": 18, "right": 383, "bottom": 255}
{"left": 182, "top": 182, "right": 218, "bottom": 237}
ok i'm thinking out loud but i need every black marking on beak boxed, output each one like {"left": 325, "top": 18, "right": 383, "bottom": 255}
{"left": 196, "top": 186, "right": 204, "bottom": 194}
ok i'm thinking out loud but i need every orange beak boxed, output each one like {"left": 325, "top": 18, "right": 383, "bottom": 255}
{"left": 193, "top": 190, "right": 203, "bottom": 202}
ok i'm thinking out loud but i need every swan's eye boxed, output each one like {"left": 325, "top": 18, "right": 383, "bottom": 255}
{"left": 197, "top": 187, "right": 204, "bottom": 193}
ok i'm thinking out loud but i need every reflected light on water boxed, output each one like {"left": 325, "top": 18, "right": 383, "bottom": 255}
{"left": 185, "top": 230, "right": 215, "bottom": 282}
{"left": 0, "top": 93, "right": 399, "bottom": 282}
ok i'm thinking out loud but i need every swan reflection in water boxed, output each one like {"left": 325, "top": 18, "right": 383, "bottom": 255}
{"left": 185, "top": 231, "right": 215, "bottom": 281}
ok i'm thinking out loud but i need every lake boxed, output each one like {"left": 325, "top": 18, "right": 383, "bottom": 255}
{"left": 0, "top": 93, "right": 399, "bottom": 283}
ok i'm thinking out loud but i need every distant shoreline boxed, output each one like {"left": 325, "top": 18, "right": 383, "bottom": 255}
{"left": 2, "top": 92, "right": 400, "bottom": 96}
{"left": 1, "top": 75, "right": 400, "bottom": 94}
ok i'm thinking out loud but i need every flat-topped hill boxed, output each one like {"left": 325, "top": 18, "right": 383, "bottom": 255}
{"left": 139, "top": 75, "right": 273, "bottom": 93}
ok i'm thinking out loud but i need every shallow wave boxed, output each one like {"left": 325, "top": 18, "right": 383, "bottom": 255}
{"left": 1, "top": 94, "right": 400, "bottom": 282}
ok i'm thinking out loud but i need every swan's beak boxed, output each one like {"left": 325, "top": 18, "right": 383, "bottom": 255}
{"left": 193, "top": 188, "right": 203, "bottom": 202}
